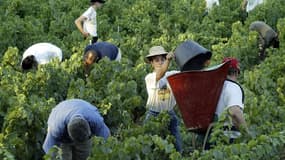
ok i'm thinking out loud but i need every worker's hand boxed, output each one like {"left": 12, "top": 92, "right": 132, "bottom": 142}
{"left": 166, "top": 52, "right": 175, "bottom": 61}
{"left": 82, "top": 32, "right": 90, "bottom": 38}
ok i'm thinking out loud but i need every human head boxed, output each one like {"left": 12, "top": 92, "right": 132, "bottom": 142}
{"left": 145, "top": 46, "right": 168, "bottom": 69}
{"left": 90, "top": 0, "right": 105, "bottom": 8}
{"left": 222, "top": 57, "right": 240, "bottom": 77}
{"left": 174, "top": 40, "right": 212, "bottom": 71}
{"left": 21, "top": 55, "right": 38, "bottom": 70}
{"left": 67, "top": 114, "right": 91, "bottom": 142}
{"left": 83, "top": 50, "right": 98, "bottom": 76}
{"left": 84, "top": 50, "right": 98, "bottom": 66}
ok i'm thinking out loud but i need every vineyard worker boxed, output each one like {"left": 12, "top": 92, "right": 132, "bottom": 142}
{"left": 83, "top": 41, "right": 122, "bottom": 76}
{"left": 75, "top": 0, "right": 105, "bottom": 44}
{"left": 249, "top": 21, "right": 279, "bottom": 60}
{"left": 21, "top": 42, "right": 62, "bottom": 70}
{"left": 43, "top": 99, "right": 110, "bottom": 160}
{"left": 209, "top": 57, "right": 247, "bottom": 148}
{"left": 174, "top": 41, "right": 247, "bottom": 149}
{"left": 144, "top": 46, "right": 182, "bottom": 153}
{"left": 203, "top": 0, "right": 219, "bottom": 17}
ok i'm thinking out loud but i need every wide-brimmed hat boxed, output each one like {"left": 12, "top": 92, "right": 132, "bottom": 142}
{"left": 67, "top": 114, "right": 91, "bottom": 142}
{"left": 145, "top": 46, "right": 168, "bottom": 63}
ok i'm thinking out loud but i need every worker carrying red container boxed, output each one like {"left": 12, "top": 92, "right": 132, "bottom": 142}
{"left": 167, "top": 40, "right": 247, "bottom": 149}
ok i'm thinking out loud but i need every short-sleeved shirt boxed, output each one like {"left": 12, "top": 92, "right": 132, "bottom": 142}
{"left": 205, "top": 0, "right": 219, "bottom": 10}
{"left": 82, "top": 6, "right": 97, "bottom": 37}
{"left": 246, "top": 0, "right": 264, "bottom": 12}
{"left": 84, "top": 42, "right": 119, "bottom": 61}
{"left": 145, "top": 70, "right": 179, "bottom": 112}
{"left": 21, "top": 43, "right": 62, "bottom": 65}
{"left": 215, "top": 80, "right": 244, "bottom": 138}
{"left": 42, "top": 99, "right": 110, "bottom": 153}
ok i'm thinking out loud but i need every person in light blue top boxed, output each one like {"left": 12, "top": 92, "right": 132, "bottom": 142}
{"left": 43, "top": 99, "right": 110, "bottom": 160}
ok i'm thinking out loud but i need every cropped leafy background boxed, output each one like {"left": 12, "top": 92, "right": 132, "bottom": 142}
{"left": 0, "top": 0, "right": 285, "bottom": 159}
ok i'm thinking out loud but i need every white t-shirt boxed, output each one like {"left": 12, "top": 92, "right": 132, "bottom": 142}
{"left": 82, "top": 6, "right": 97, "bottom": 37}
{"left": 205, "top": 0, "right": 219, "bottom": 10}
{"left": 215, "top": 80, "right": 244, "bottom": 138}
{"left": 246, "top": 0, "right": 264, "bottom": 12}
{"left": 145, "top": 70, "right": 179, "bottom": 112}
{"left": 21, "top": 43, "right": 62, "bottom": 65}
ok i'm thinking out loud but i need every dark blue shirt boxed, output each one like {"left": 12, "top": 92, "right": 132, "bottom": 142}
{"left": 42, "top": 99, "right": 110, "bottom": 153}
{"left": 84, "top": 42, "right": 119, "bottom": 61}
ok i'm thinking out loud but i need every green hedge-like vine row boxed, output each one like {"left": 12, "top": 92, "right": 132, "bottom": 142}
{"left": 0, "top": 0, "right": 284, "bottom": 159}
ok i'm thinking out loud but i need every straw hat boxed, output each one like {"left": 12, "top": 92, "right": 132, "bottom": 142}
{"left": 145, "top": 46, "right": 168, "bottom": 63}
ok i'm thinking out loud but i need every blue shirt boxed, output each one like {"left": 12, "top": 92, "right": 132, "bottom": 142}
{"left": 84, "top": 42, "right": 119, "bottom": 61}
{"left": 42, "top": 99, "right": 110, "bottom": 153}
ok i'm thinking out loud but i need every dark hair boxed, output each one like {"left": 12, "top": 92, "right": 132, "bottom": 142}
{"left": 228, "top": 68, "right": 240, "bottom": 76}
{"left": 182, "top": 52, "right": 212, "bottom": 71}
{"left": 83, "top": 50, "right": 98, "bottom": 63}
{"left": 90, "top": 0, "right": 105, "bottom": 4}
{"left": 83, "top": 50, "right": 98, "bottom": 76}
{"left": 272, "top": 36, "right": 280, "bottom": 48}
{"left": 148, "top": 54, "right": 167, "bottom": 62}
{"left": 67, "top": 115, "right": 91, "bottom": 142}
{"left": 22, "top": 55, "right": 37, "bottom": 70}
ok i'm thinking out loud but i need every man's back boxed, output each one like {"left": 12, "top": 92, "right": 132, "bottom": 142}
{"left": 215, "top": 80, "right": 244, "bottom": 117}
{"left": 249, "top": 21, "right": 277, "bottom": 44}
{"left": 43, "top": 99, "right": 110, "bottom": 153}
{"left": 47, "top": 99, "right": 103, "bottom": 138}
{"left": 22, "top": 43, "right": 62, "bottom": 65}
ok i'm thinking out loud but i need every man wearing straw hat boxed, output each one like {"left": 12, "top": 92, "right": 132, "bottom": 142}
{"left": 144, "top": 46, "right": 182, "bottom": 153}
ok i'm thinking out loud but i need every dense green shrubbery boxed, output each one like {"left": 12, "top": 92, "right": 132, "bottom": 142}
{"left": 0, "top": 0, "right": 285, "bottom": 159}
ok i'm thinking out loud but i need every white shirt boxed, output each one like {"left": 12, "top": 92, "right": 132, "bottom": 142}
{"left": 22, "top": 43, "right": 62, "bottom": 65}
{"left": 246, "top": 0, "right": 264, "bottom": 12}
{"left": 215, "top": 80, "right": 244, "bottom": 138}
{"left": 205, "top": 0, "right": 220, "bottom": 10}
{"left": 145, "top": 71, "right": 179, "bottom": 112}
{"left": 82, "top": 6, "right": 97, "bottom": 37}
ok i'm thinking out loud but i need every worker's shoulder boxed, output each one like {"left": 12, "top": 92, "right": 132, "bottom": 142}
{"left": 249, "top": 21, "right": 270, "bottom": 30}
{"left": 250, "top": 21, "right": 266, "bottom": 26}
{"left": 224, "top": 79, "right": 243, "bottom": 93}
{"left": 145, "top": 72, "right": 155, "bottom": 81}
{"left": 31, "top": 42, "right": 58, "bottom": 48}
{"left": 95, "top": 41, "right": 118, "bottom": 48}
